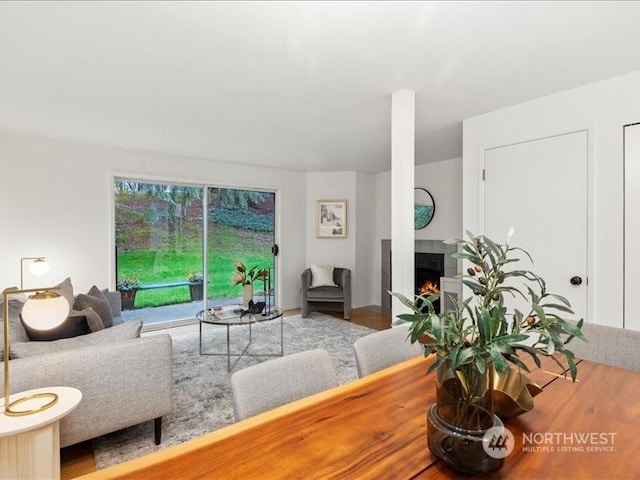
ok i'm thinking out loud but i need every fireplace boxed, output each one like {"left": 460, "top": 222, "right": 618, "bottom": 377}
{"left": 415, "top": 252, "right": 445, "bottom": 312}
{"left": 380, "top": 239, "right": 458, "bottom": 314}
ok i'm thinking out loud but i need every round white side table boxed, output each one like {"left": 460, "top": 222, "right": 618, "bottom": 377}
{"left": 0, "top": 386, "right": 82, "bottom": 480}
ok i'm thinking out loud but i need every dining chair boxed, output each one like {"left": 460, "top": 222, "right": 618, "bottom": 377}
{"left": 353, "top": 324, "right": 425, "bottom": 377}
{"left": 569, "top": 322, "right": 640, "bottom": 372}
{"left": 230, "top": 349, "right": 339, "bottom": 421}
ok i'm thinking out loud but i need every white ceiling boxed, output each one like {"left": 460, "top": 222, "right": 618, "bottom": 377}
{"left": 2, "top": 1, "right": 640, "bottom": 173}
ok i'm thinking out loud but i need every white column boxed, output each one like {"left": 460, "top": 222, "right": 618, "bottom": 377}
{"left": 391, "top": 89, "right": 415, "bottom": 320}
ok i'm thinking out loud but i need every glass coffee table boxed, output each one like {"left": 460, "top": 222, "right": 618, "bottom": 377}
{"left": 197, "top": 305, "right": 283, "bottom": 372}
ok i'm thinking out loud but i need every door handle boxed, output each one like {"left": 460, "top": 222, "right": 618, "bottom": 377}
{"left": 570, "top": 276, "right": 583, "bottom": 286}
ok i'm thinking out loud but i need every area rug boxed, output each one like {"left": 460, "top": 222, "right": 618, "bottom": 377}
{"left": 92, "top": 312, "right": 375, "bottom": 469}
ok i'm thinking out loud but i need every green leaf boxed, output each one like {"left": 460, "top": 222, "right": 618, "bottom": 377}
{"left": 462, "top": 279, "right": 482, "bottom": 292}
{"left": 490, "top": 345, "right": 509, "bottom": 375}
{"left": 478, "top": 308, "right": 491, "bottom": 344}
{"left": 427, "top": 355, "right": 445, "bottom": 374}
{"left": 505, "top": 354, "right": 531, "bottom": 372}
{"left": 540, "top": 303, "right": 575, "bottom": 314}
{"left": 549, "top": 293, "right": 571, "bottom": 307}
{"left": 431, "top": 314, "right": 442, "bottom": 343}
{"left": 494, "top": 333, "right": 529, "bottom": 345}
{"left": 475, "top": 354, "right": 486, "bottom": 373}
{"left": 449, "top": 344, "right": 461, "bottom": 368}
{"left": 509, "top": 246, "right": 534, "bottom": 265}
{"left": 532, "top": 303, "right": 546, "bottom": 324}
{"left": 391, "top": 292, "right": 420, "bottom": 312}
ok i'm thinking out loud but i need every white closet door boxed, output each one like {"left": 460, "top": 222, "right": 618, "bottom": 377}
{"left": 483, "top": 131, "right": 588, "bottom": 322}
{"left": 625, "top": 123, "right": 640, "bottom": 331}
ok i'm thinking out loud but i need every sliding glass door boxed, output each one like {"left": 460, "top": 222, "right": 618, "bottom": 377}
{"left": 114, "top": 180, "right": 204, "bottom": 313}
{"left": 114, "top": 179, "right": 276, "bottom": 326}
{"left": 207, "top": 187, "right": 276, "bottom": 309}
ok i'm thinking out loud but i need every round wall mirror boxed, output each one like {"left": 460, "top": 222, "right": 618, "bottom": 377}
{"left": 414, "top": 188, "right": 435, "bottom": 229}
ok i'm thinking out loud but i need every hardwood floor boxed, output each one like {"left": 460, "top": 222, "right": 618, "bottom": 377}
{"left": 60, "top": 307, "right": 391, "bottom": 478}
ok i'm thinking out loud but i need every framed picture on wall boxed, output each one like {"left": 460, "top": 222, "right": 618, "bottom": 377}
{"left": 317, "top": 199, "right": 347, "bottom": 239}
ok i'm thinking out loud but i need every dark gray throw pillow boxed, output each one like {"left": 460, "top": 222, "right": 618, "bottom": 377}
{"left": 71, "top": 307, "right": 105, "bottom": 332}
{"left": 21, "top": 313, "right": 91, "bottom": 341}
{"left": 74, "top": 286, "right": 114, "bottom": 328}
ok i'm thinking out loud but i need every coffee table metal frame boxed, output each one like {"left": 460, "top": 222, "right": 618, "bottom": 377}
{"left": 197, "top": 306, "right": 284, "bottom": 372}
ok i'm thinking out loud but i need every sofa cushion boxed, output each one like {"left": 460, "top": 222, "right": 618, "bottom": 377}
{"left": 10, "top": 318, "right": 143, "bottom": 359}
{"left": 310, "top": 263, "right": 337, "bottom": 288}
{"left": 306, "top": 285, "right": 344, "bottom": 301}
{"left": 21, "top": 313, "right": 91, "bottom": 341}
{"left": 74, "top": 286, "right": 114, "bottom": 328}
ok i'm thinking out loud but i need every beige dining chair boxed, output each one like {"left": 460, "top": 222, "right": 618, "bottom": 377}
{"left": 230, "top": 349, "right": 339, "bottom": 421}
{"left": 568, "top": 322, "right": 640, "bottom": 372}
{"left": 353, "top": 324, "right": 425, "bottom": 377}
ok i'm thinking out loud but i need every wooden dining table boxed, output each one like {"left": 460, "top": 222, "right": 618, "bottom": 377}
{"left": 79, "top": 355, "right": 640, "bottom": 480}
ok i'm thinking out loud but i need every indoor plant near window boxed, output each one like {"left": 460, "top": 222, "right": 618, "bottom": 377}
{"left": 393, "top": 230, "right": 585, "bottom": 475}
{"left": 117, "top": 277, "right": 140, "bottom": 311}
{"left": 188, "top": 272, "right": 204, "bottom": 301}
{"left": 232, "top": 261, "right": 269, "bottom": 307}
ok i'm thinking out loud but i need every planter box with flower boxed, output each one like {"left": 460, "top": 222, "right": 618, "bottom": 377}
{"left": 117, "top": 278, "right": 140, "bottom": 310}
{"left": 393, "top": 230, "right": 586, "bottom": 475}
{"left": 232, "top": 261, "right": 269, "bottom": 308}
{"left": 188, "top": 272, "right": 205, "bottom": 301}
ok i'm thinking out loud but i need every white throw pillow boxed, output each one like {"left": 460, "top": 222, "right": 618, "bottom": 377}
{"left": 310, "top": 263, "right": 337, "bottom": 288}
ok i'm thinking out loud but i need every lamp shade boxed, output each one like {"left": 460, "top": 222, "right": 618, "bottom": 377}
{"left": 28, "top": 258, "right": 50, "bottom": 276}
{"left": 21, "top": 292, "right": 69, "bottom": 330}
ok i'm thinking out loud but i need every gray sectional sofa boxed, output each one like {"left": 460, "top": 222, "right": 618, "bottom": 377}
{"left": 1, "top": 287, "right": 173, "bottom": 448}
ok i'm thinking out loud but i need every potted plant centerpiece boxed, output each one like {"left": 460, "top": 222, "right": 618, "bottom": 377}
{"left": 117, "top": 277, "right": 140, "bottom": 311}
{"left": 393, "top": 231, "right": 586, "bottom": 475}
{"left": 188, "top": 272, "right": 205, "bottom": 301}
{"left": 232, "top": 261, "right": 269, "bottom": 308}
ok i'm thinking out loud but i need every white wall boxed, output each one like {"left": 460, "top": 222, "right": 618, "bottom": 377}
{"left": 372, "top": 157, "right": 463, "bottom": 306}
{"left": 463, "top": 69, "right": 640, "bottom": 328}
{"left": 414, "top": 159, "right": 463, "bottom": 241}
{"left": 304, "top": 171, "right": 378, "bottom": 308}
{"left": 0, "top": 131, "right": 307, "bottom": 310}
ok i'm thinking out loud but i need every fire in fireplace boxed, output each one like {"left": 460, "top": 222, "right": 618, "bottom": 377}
{"left": 415, "top": 252, "right": 445, "bottom": 312}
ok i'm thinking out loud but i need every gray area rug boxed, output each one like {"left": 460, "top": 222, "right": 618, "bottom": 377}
{"left": 92, "top": 313, "right": 375, "bottom": 469}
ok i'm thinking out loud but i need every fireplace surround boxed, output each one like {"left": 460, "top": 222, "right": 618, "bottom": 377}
{"left": 381, "top": 239, "right": 458, "bottom": 314}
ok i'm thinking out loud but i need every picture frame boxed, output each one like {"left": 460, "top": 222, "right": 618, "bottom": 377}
{"left": 317, "top": 199, "right": 347, "bottom": 239}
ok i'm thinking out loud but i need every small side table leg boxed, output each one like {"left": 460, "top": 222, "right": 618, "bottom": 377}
{"left": 280, "top": 315, "right": 284, "bottom": 356}
{"left": 226, "top": 325, "right": 231, "bottom": 372}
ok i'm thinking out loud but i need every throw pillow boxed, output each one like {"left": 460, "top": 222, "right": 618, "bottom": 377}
{"left": 21, "top": 313, "right": 91, "bottom": 341}
{"left": 53, "top": 277, "right": 74, "bottom": 312}
{"left": 74, "top": 286, "right": 114, "bottom": 328}
{"left": 0, "top": 291, "right": 30, "bottom": 357}
{"left": 310, "top": 263, "right": 337, "bottom": 288}
{"left": 71, "top": 307, "right": 105, "bottom": 333}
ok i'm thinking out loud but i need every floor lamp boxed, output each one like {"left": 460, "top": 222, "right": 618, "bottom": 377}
{"left": 2, "top": 287, "right": 69, "bottom": 416}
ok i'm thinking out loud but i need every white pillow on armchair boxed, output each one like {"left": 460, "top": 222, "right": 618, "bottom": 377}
{"left": 310, "top": 263, "right": 338, "bottom": 288}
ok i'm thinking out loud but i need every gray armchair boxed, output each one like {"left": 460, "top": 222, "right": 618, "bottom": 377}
{"left": 301, "top": 267, "right": 352, "bottom": 320}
